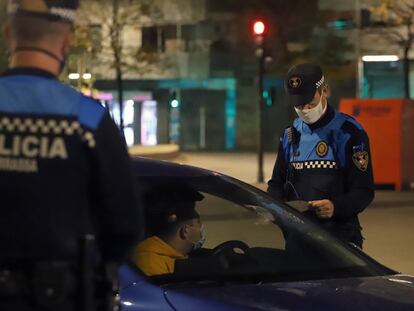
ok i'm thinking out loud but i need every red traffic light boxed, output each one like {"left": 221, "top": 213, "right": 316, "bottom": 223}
{"left": 253, "top": 20, "right": 266, "bottom": 35}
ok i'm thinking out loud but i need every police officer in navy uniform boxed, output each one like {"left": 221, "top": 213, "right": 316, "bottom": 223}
{"left": 267, "top": 63, "right": 374, "bottom": 248}
{"left": 0, "top": 1, "right": 142, "bottom": 309}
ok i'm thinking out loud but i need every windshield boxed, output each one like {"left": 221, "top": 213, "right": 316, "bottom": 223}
{"left": 136, "top": 175, "right": 392, "bottom": 284}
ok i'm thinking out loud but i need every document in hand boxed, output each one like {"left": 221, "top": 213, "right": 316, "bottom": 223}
{"left": 285, "top": 200, "right": 311, "bottom": 213}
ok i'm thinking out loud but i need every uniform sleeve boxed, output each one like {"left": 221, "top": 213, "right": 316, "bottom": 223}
{"left": 91, "top": 113, "right": 143, "bottom": 262}
{"left": 331, "top": 129, "right": 375, "bottom": 220}
{"left": 267, "top": 132, "right": 287, "bottom": 201}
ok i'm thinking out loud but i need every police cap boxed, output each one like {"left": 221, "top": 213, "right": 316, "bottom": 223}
{"left": 8, "top": 0, "right": 79, "bottom": 23}
{"left": 284, "top": 63, "right": 325, "bottom": 107}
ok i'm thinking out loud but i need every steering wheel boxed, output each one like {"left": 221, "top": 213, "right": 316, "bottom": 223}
{"left": 209, "top": 241, "right": 256, "bottom": 271}
{"left": 210, "top": 240, "right": 251, "bottom": 258}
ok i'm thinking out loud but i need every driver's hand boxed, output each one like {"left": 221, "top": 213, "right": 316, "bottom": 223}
{"left": 309, "top": 199, "right": 334, "bottom": 219}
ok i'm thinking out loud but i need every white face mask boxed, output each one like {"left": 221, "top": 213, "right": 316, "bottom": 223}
{"left": 189, "top": 224, "right": 206, "bottom": 251}
{"left": 193, "top": 224, "right": 206, "bottom": 251}
{"left": 294, "top": 94, "right": 327, "bottom": 124}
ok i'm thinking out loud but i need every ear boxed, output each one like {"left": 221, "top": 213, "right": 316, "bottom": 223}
{"left": 179, "top": 225, "right": 190, "bottom": 240}
{"left": 323, "top": 84, "right": 330, "bottom": 98}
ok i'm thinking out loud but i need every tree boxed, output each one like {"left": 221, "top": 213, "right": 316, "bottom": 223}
{"left": 303, "top": 29, "right": 355, "bottom": 78}
{"left": 76, "top": 0, "right": 169, "bottom": 133}
{"left": 370, "top": 0, "right": 414, "bottom": 98}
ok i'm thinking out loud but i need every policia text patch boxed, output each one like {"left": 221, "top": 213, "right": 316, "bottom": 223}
{"left": 0, "top": 116, "right": 95, "bottom": 173}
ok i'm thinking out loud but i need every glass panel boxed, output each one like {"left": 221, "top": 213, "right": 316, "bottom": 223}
{"left": 198, "top": 193, "right": 285, "bottom": 250}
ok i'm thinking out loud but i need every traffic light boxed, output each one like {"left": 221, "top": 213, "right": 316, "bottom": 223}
{"left": 262, "top": 87, "right": 276, "bottom": 107}
{"left": 169, "top": 91, "right": 180, "bottom": 108}
{"left": 171, "top": 99, "right": 179, "bottom": 108}
{"left": 253, "top": 20, "right": 266, "bottom": 36}
{"left": 252, "top": 19, "right": 268, "bottom": 58}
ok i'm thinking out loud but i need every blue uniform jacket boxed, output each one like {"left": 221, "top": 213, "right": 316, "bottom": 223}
{"left": 0, "top": 68, "right": 142, "bottom": 264}
{"left": 268, "top": 105, "right": 374, "bottom": 243}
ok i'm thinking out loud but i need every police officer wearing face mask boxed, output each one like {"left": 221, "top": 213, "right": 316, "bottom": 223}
{"left": 267, "top": 63, "right": 374, "bottom": 248}
{"left": 0, "top": 1, "right": 142, "bottom": 310}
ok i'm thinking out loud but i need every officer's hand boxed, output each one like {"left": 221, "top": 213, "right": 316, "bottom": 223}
{"left": 309, "top": 200, "right": 334, "bottom": 219}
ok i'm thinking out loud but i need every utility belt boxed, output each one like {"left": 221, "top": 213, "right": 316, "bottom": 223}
{"left": 0, "top": 261, "right": 77, "bottom": 309}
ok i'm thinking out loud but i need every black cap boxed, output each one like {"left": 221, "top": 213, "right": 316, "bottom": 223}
{"left": 8, "top": 0, "right": 79, "bottom": 23}
{"left": 144, "top": 185, "right": 204, "bottom": 235}
{"left": 284, "top": 63, "right": 325, "bottom": 107}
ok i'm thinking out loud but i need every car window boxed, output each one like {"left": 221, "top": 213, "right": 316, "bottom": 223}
{"left": 198, "top": 193, "right": 285, "bottom": 250}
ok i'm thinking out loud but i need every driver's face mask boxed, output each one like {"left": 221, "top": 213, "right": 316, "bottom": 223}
{"left": 189, "top": 224, "right": 206, "bottom": 251}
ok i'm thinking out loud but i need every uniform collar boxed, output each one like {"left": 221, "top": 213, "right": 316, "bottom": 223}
{"left": 1, "top": 67, "right": 57, "bottom": 80}
{"left": 307, "top": 103, "right": 335, "bottom": 131}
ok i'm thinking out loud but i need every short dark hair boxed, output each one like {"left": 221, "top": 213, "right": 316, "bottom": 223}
{"left": 143, "top": 184, "right": 203, "bottom": 237}
{"left": 9, "top": 15, "right": 71, "bottom": 43}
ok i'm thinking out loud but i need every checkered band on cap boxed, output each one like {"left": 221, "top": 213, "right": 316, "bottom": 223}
{"left": 7, "top": 0, "right": 77, "bottom": 23}
{"left": 49, "top": 7, "right": 77, "bottom": 22}
{"left": 315, "top": 75, "right": 325, "bottom": 88}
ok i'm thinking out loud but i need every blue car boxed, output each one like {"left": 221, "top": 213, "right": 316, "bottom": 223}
{"left": 119, "top": 158, "right": 414, "bottom": 311}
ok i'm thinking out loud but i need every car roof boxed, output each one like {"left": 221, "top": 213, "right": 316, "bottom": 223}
{"left": 131, "top": 157, "right": 221, "bottom": 178}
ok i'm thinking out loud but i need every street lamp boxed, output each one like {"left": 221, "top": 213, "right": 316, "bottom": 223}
{"left": 68, "top": 73, "right": 80, "bottom": 80}
{"left": 68, "top": 73, "right": 93, "bottom": 80}
{"left": 360, "top": 55, "right": 400, "bottom": 97}
{"left": 362, "top": 55, "right": 400, "bottom": 62}
{"left": 83, "top": 73, "right": 92, "bottom": 80}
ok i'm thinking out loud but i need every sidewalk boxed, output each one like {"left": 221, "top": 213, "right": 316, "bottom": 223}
{"left": 370, "top": 190, "right": 414, "bottom": 207}
{"left": 129, "top": 144, "right": 180, "bottom": 160}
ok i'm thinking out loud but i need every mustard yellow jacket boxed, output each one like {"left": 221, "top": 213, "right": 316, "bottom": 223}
{"left": 132, "top": 236, "right": 187, "bottom": 276}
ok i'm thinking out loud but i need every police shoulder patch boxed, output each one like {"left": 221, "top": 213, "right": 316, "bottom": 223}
{"left": 316, "top": 141, "right": 329, "bottom": 157}
{"left": 352, "top": 151, "right": 369, "bottom": 172}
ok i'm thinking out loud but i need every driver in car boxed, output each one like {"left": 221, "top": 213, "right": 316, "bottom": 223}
{"left": 132, "top": 186, "right": 206, "bottom": 276}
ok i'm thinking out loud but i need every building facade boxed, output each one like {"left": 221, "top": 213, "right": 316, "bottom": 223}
{"left": 71, "top": 0, "right": 409, "bottom": 151}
